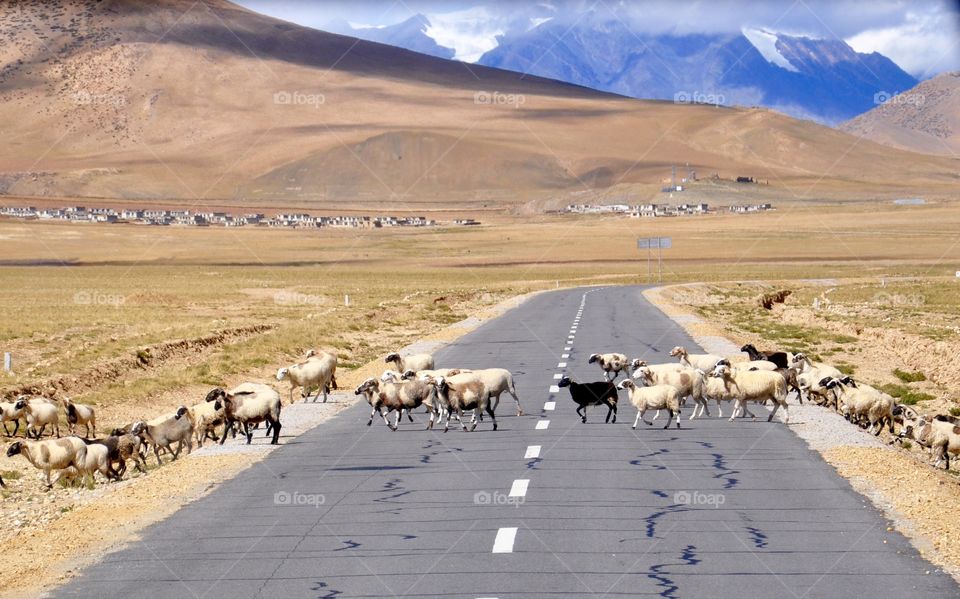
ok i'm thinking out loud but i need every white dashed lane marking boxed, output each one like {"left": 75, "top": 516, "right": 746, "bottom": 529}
{"left": 509, "top": 479, "right": 529, "bottom": 498}
{"left": 543, "top": 401, "right": 555, "bottom": 411}
{"left": 561, "top": 353, "right": 569, "bottom": 358}
{"left": 549, "top": 385, "right": 560, "bottom": 393}
{"left": 552, "top": 373, "right": 563, "bottom": 380}
{"left": 557, "top": 362, "right": 567, "bottom": 367}
{"left": 536, "top": 420, "right": 550, "bottom": 430}
{"left": 492, "top": 527, "right": 518, "bottom": 553}
{"left": 524, "top": 445, "right": 541, "bottom": 459}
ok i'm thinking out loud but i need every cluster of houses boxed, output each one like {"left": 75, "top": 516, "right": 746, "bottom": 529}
{"left": 0, "top": 205, "right": 443, "bottom": 228}
{"left": 565, "top": 202, "right": 773, "bottom": 217}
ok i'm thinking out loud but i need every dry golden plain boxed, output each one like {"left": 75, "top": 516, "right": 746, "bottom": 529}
{"left": 0, "top": 198, "right": 958, "bottom": 596}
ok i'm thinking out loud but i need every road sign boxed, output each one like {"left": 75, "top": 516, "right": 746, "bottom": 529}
{"left": 637, "top": 237, "right": 672, "bottom": 249}
{"left": 637, "top": 237, "right": 672, "bottom": 283}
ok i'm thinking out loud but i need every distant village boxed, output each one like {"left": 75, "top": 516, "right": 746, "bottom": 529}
{"left": 0, "top": 205, "right": 484, "bottom": 229}
{"left": 564, "top": 202, "right": 774, "bottom": 217}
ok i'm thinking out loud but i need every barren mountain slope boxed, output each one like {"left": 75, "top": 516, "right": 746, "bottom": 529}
{"left": 0, "top": 0, "right": 956, "bottom": 206}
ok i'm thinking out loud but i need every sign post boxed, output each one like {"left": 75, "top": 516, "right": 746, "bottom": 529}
{"left": 637, "top": 237, "right": 672, "bottom": 283}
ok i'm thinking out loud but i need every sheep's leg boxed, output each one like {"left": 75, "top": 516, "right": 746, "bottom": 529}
{"left": 506, "top": 386, "right": 523, "bottom": 416}
{"left": 219, "top": 420, "right": 234, "bottom": 445}
{"left": 469, "top": 408, "right": 480, "bottom": 432}
{"left": 426, "top": 408, "right": 435, "bottom": 430}
{"left": 728, "top": 400, "right": 741, "bottom": 422}
{"left": 486, "top": 404, "right": 497, "bottom": 431}
{"left": 367, "top": 405, "right": 377, "bottom": 426}
{"left": 715, "top": 400, "right": 722, "bottom": 418}
{"left": 767, "top": 400, "right": 781, "bottom": 422}
{"left": 641, "top": 407, "right": 653, "bottom": 426}
{"left": 394, "top": 409, "right": 403, "bottom": 430}
{"left": 381, "top": 408, "right": 395, "bottom": 431}
{"left": 577, "top": 405, "right": 586, "bottom": 423}
{"left": 664, "top": 409, "right": 677, "bottom": 429}
{"left": 609, "top": 402, "right": 617, "bottom": 424}
{"left": 406, "top": 409, "right": 414, "bottom": 423}
{"left": 269, "top": 418, "right": 281, "bottom": 444}
{"left": 651, "top": 409, "right": 660, "bottom": 422}
{"left": 458, "top": 408, "right": 469, "bottom": 432}
{"left": 632, "top": 410, "right": 642, "bottom": 429}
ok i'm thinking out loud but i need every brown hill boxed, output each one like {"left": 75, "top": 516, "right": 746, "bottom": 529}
{"left": 0, "top": 0, "right": 957, "bottom": 208}
{"left": 839, "top": 72, "right": 960, "bottom": 157}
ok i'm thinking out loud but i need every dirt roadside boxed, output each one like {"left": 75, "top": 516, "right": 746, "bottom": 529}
{"left": 644, "top": 283, "right": 960, "bottom": 581}
{"left": 0, "top": 289, "right": 543, "bottom": 599}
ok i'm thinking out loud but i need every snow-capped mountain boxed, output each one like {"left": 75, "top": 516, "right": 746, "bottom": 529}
{"left": 477, "top": 21, "right": 918, "bottom": 123}
{"left": 325, "top": 14, "right": 455, "bottom": 60}
{"left": 325, "top": 8, "right": 918, "bottom": 124}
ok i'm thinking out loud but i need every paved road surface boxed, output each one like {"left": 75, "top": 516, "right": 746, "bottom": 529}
{"left": 52, "top": 286, "right": 958, "bottom": 599}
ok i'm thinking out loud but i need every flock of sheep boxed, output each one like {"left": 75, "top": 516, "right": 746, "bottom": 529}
{"left": 3, "top": 338, "right": 958, "bottom": 491}
{"left": 563, "top": 344, "right": 959, "bottom": 471}
{"left": 0, "top": 349, "right": 339, "bottom": 490}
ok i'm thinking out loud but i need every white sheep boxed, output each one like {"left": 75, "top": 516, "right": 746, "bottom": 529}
{"left": 823, "top": 377, "right": 895, "bottom": 435}
{"left": 470, "top": 368, "right": 523, "bottom": 416}
{"left": 617, "top": 379, "right": 681, "bottom": 429}
{"left": 277, "top": 351, "right": 338, "bottom": 403}
{"left": 354, "top": 377, "right": 438, "bottom": 430}
{"left": 632, "top": 365, "right": 709, "bottom": 419}
{"left": 669, "top": 346, "right": 723, "bottom": 372}
{"left": 0, "top": 400, "right": 25, "bottom": 436}
{"left": 62, "top": 397, "right": 96, "bottom": 438}
{"left": 188, "top": 400, "right": 225, "bottom": 447}
{"left": 205, "top": 383, "right": 282, "bottom": 445}
{"left": 384, "top": 352, "right": 435, "bottom": 374}
{"left": 698, "top": 369, "right": 751, "bottom": 418}
{"left": 899, "top": 410, "right": 960, "bottom": 469}
{"left": 5, "top": 436, "right": 89, "bottom": 488}
{"left": 73, "top": 443, "right": 115, "bottom": 484}
{"left": 734, "top": 359, "right": 778, "bottom": 371}
{"left": 428, "top": 374, "right": 496, "bottom": 432}
{"left": 711, "top": 364, "right": 789, "bottom": 423}
{"left": 140, "top": 406, "right": 195, "bottom": 464}
{"left": 15, "top": 396, "right": 60, "bottom": 439}
{"left": 588, "top": 352, "right": 631, "bottom": 380}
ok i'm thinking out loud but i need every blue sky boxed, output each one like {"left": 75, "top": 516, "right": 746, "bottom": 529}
{"left": 235, "top": 0, "right": 960, "bottom": 77}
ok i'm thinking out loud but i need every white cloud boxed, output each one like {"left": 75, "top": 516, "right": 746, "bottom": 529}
{"left": 847, "top": 9, "right": 960, "bottom": 78}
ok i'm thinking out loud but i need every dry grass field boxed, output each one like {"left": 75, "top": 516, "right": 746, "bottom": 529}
{"left": 1, "top": 197, "right": 957, "bottom": 425}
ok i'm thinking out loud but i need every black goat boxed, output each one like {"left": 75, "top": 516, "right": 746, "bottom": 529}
{"left": 558, "top": 376, "right": 618, "bottom": 423}
{"left": 740, "top": 344, "right": 789, "bottom": 369}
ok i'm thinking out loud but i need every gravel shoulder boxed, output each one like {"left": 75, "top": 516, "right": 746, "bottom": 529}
{"left": 644, "top": 283, "right": 960, "bottom": 581}
{"left": 0, "top": 290, "right": 542, "bottom": 599}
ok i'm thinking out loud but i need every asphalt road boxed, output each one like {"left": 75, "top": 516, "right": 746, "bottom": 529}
{"left": 52, "top": 286, "right": 958, "bottom": 599}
